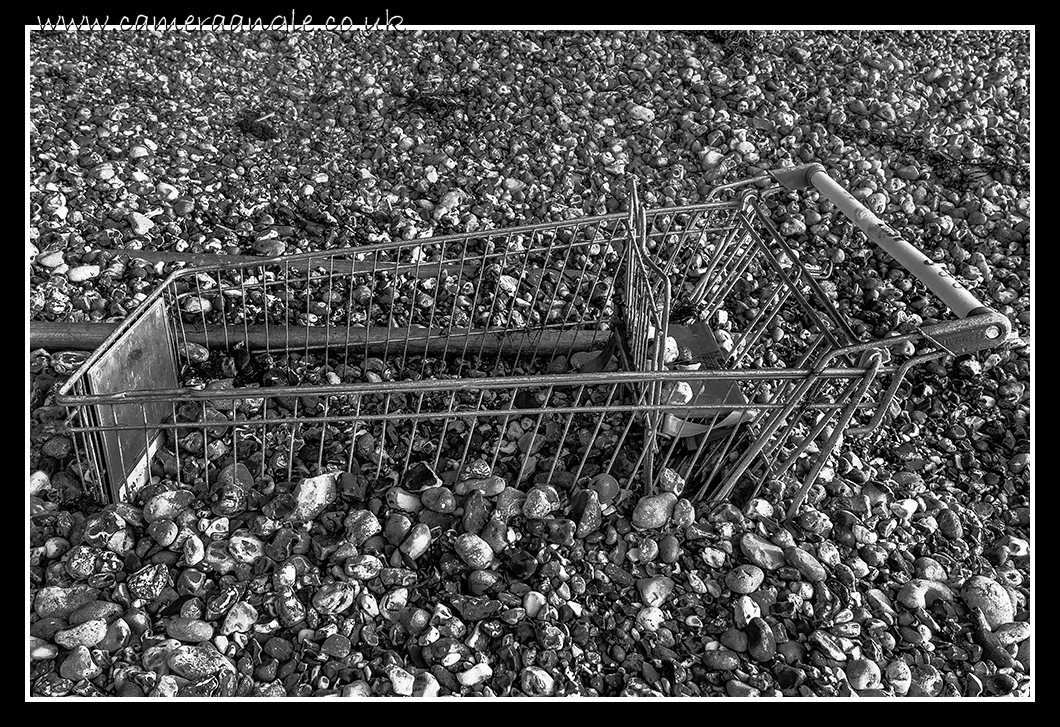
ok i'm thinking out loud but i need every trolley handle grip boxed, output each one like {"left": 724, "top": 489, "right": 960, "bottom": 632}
{"left": 772, "top": 163, "right": 1011, "bottom": 354}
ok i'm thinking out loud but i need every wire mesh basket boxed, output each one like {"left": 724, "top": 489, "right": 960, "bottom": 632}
{"left": 56, "top": 163, "right": 1012, "bottom": 517}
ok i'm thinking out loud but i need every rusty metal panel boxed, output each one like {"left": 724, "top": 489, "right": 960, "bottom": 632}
{"left": 86, "top": 298, "right": 177, "bottom": 501}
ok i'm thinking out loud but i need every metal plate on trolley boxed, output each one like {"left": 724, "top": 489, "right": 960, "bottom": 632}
{"left": 665, "top": 324, "right": 750, "bottom": 438}
{"left": 86, "top": 298, "right": 178, "bottom": 501}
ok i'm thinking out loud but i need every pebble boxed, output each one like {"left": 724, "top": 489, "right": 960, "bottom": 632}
{"left": 636, "top": 576, "right": 675, "bottom": 607}
{"left": 725, "top": 680, "right": 759, "bottom": 697}
{"left": 808, "top": 630, "right": 846, "bottom": 661}
{"left": 845, "top": 658, "right": 882, "bottom": 690}
{"left": 421, "top": 487, "right": 456, "bottom": 514}
{"left": 885, "top": 660, "right": 912, "bottom": 695}
{"left": 907, "top": 664, "right": 943, "bottom": 697}
{"left": 386, "top": 666, "right": 416, "bottom": 696}
{"left": 345, "top": 510, "right": 382, "bottom": 545}
{"left": 54, "top": 619, "right": 107, "bottom": 649}
{"left": 784, "top": 545, "right": 828, "bottom": 582}
{"left": 30, "top": 636, "right": 58, "bottom": 661}
{"left": 897, "top": 578, "right": 954, "bottom": 610}
{"left": 454, "top": 475, "right": 506, "bottom": 497}
{"left": 733, "top": 595, "right": 760, "bottom": 628}
{"left": 913, "top": 556, "right": 948, "bottom": 581}
{"left": 702, "top": 649, "right": 741, "bottom": 671}
{"left": 59, "top": 646, "right": 102, "bottom": 681}
{"left": 631, "top": 492, "right": 678, "bottom": 529}
{"left": 773, "top": 663, "right": 806, "bottom": 690}
{"left": 336, "top": 681, "right": 369, "bottom": 698}
{"left": 156, "top": 182, "right": 179, "bottom": 200}
{"left": 128, "top": 211, "right": 155, "bottom": 237}
{"left": 164, "top": 643, "right": 235, "bottom": 683}
{"left": 961, "top": 575, "right": 1015, "bottom": 630}
{"left": 521, "top": 666, "right": 556, "bottom": 696}
{"left": 523, "top": 591, "right": 547, "bottom": 618}
{"left": 746, "top": 617, "right": 777, "bottom": 662}
{"left": 147, "top": 520, "right": 179, "bottom": 547}
{"left": 588, "top": 474, "right": 621, "bottom": 504}
{"left": 67, "top": 600, "right": 122, "bottom": 626}
{"left": 143, "top": 490, "right": 195, "bottom": 523}
{"left": 983, "top": 673, "right": 1019, "bottom": 696}
{"left": 312, "top": 582, "right": 358, "bottom": 615}
{"left": 67, "top": 265, "right": 100, "bottom": 282}
{"left": 740, "top": 533, "right": 787, "bottom": 570}
{"left": 701, "top": 546, "right": 727, "bottom": 568}
{"left": 458, "top": 663, "right": 493, "bottom": 686}
{"left": 228, "top": 533, "right": 265, "bottom": 564}
{"left": 657, "top": 534, "right": 680, "bottom": 563}
{"left": 287, "top": 473, "right": 337, "bottom": 522}
{"left": 720, "top": 628, "right": 748, "bottom": 653}
{"left": 635, "top": 606, "right": 666, "bottom": 632}
{"left": 454, "top": 534, "right": 494, "bottom": 570}
{"left": 166, "top": 617, "right": 214, "bottom": 643}
{"left": 628, "top": 103, "right": 656, "bottom": 124}
{"left": 571, "top": 489, "right": 603, "bottom": 538}
{"left": 725, "top": 564, "right": 764, "bottom": 594}
{"left": 937, "top": 508, "right": 963, "bottom": 539}
{"left": 220, "top": 602, "right": 258, "bottom": 635}
{"left": 995, "top": 621, "right": 1031, "bottom": 646}
{"left": 400, "top": 523, "right": 433, "bottom": 560}
{"left": 413, "top": 672, "right": 442, "bottom": 698}
{"left": 522, "top": 488, "right": 554, "bottom": 519}
{"left": 33, "top": 586, "right": 97, "bottom": 620}
{"left": 36, "top": 250, "right": 65, "bottom": 268}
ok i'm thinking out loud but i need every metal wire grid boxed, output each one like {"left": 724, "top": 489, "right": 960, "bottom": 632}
{"left": 58, "top": 181, "right": 945, "bottom": 510}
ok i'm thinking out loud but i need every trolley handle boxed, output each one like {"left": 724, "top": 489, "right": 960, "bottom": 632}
{"left": 771, "top": 163, "right": 1012, "bottom": 355}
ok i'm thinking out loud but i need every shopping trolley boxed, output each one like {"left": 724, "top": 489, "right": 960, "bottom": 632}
{"left": 55, "top": 163, "right": 1011, "bottom": 519}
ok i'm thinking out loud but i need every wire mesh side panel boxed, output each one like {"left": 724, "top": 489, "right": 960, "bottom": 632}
{"left": 163, "top": 219, "right": 649, "bottom": 379}
{"left": 62, "top": 362, "right": 923, "bottom": 513}
{"left": 62, "top": 374, "right": 677, "bottom": 498}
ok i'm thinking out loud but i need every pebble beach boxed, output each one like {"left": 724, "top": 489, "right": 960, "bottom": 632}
{"left": 29, "top": 28, "right": 1031, "bottom": 698}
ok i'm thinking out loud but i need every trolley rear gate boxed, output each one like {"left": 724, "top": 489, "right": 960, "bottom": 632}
{"left": 56, "top": 164, "right": 1011, "bottom": 517}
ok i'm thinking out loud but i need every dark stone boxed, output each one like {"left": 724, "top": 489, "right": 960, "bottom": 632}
{"left": 720, "top": 627, "right": 748, "bottom": 653}
{"left": 588, "top": 474, "right": 621, "bottom": 504}
{"left": 773, "top": 663, "right": 806, "bottom": 690}
{"left": 658, "top": 534, "right": 681, "bottom": 563}
{"left": 747, "top": 617, "right": 777, "bottom": 662}
{"left": 254, "top": 657, "right": 279, "bottom": 683}
{"left": 403, "top": 462, "right": 442, "bottom": 491}
{"left": 338, "top": 472, "right": 367, "bottom": 501}
{"left": 321, "top": 634, "right": 351, "bottom": 659}
{"left": 603, "top": 563, "right": 635, "bottom": 588}
{"left": 421, "top": 486, "right": 457, "bottom": 513}
{"left": 543, "top": 518, "right": 576, "bottom": 546}
{"left": 451, "top": 595, "right": 502, "bottom": 621}
{"left": 937, "top": 509, "right": 964, "bottom": 539}
{"left": 431, "top": 664, "right": 460, "bottom": 693}
{"left": 503, "top": 549, "right": 538, "bottom": 580}
{"left": 983, "top": 673, "right": 1019, "bottom": 696}
{"left": 264, "top": 636, "right": 295, "bottom": 661}
{"left": 462, "top": 492, "right": 491, "bottom": 535}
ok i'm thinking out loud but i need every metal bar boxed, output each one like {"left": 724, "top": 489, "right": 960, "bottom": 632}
{"left": 747, "top": 203, "right": 855, "bottom": 347}
{"left": 784, "top": 353, "right": 884, "bottom": 519}
{"left": 778, "top": 163, "right": 993, "bottom": 319}
{"left": 59, "top": 362, "right": 903, "bottom": 406}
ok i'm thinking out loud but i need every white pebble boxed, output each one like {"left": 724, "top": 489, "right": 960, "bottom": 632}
{"left": 636, "top": 606, "right": 666, "bottom": 632}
